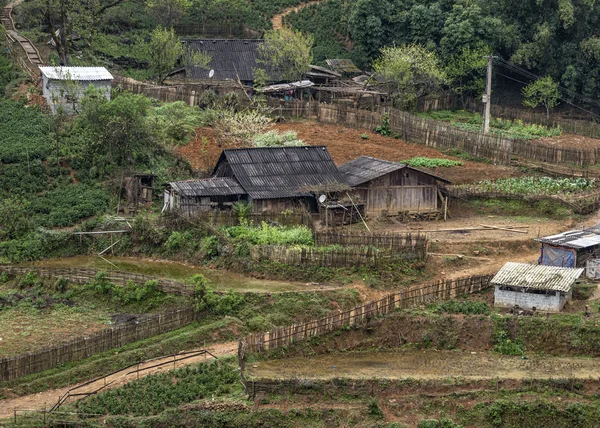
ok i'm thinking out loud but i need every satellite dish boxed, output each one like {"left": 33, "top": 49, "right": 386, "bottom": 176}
{"left": 208, "top": 69, "right": 215, "bottom": 78}
{"left": 318, "top": 195, "right": 327, "bottom": 204}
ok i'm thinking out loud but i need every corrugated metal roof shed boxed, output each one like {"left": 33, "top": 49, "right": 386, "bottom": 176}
{"left": 181, "top": 39, "right": 278, "bottom": 81}
{"left": 338, "top": 156, "right": 451, "bottom": 187}
{"left": 491, "top": 262, "right": 583, "bottom": 292}
{"left": 39, "top": 66, "right": 113, "bottom": 81}
{"left": 535, "top": 230, "right": 600, "bottom": 249}
{"left": 169, "top": 178, "right": 244, "bottom": 197}
{"left": 213, "top": 146, "right": 346, "bottom": 199}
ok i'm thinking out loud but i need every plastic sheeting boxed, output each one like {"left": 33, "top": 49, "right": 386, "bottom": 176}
{"left": 541, "top": 244, "right": 575, "bottom": 267}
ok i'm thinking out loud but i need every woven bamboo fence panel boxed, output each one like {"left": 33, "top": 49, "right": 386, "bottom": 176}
{"left": 250, "top": 242, "right": 427, "bottom": 268}
{"left": 0, "top": 266, "right": 193, "bottom": 296}
{"left": 314, "top": 231, "right": 427, "bottom": 251}
{"left": 245, "top": 274, "right": 493, "bottom": 353}
{"left": 0, "top": 307, "right": 198, "bottom": 381}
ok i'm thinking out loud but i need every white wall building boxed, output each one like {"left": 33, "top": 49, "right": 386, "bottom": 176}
{"left": 39, "top": 66, "right": 113, "bottom": 114}
{"left": 493, "top": 262, "right": 583, "bottom": 312}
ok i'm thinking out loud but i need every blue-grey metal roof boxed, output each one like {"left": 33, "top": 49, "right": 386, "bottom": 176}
{"left": 338, "top": 156, "right": 451, "bottom": 187}
{"left": 213, "top": 146, "right": 346, "bottom": 200}
{"left": 169, "top": 178, "right": 244, "bottom": 197}
{"left": 535, "top": 230, "right": 600, "bottom": 249}
{"left": 492, "top": 262, "right": 583, "bottom": 292}
{"left": 39, "top": 66, "right": 113, "bottom": 81}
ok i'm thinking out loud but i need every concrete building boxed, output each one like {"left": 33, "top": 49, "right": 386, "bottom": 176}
{"left": 492, "top": 262, "right": 583, "bottom": 312}
{"left": 39, "top": 66, "right": 113, "bottom": 114}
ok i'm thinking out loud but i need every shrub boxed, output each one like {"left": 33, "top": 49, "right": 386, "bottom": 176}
{"left": 225, "top": 222, "right": 313, "bottom": 246}
{"left": 403, "top": 157, "right": 463, "bottom": 168}
{"left": 201, "top": 236, "right": 221, "bottom": 259}
{"left": 430, "top": 300, "right": 491, "bottom": 315}
{"left": 252, "top": 130, "right": 304, "bottom": 147}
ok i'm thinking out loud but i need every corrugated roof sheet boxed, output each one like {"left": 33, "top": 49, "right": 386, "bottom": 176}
{"left": 325, "top": 59, "right": 362, "bottom": 74}
{"left": 213, "top": 146, "right": 346, "bottom": 199}
{"left": 170, "top": 178, "right": 244, "bottom": 197}
{"left": 535, "top": 230, "right": 600, "bottom": 249}
{"left": 338, "top": 156, "right": 451, "bottom": 187}
{"left": 39, "top": 66, "right": 113, "bottom": 81}
{"left": 491, "top": 262, "right": 583, "bottom": 292}
{"left": 338, "top": 156, "right": 405, "bottom": 186}
{"left": 181, "top": 39, "right": 278, "bottom": 81}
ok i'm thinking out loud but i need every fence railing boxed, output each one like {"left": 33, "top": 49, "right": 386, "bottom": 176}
{"left": 314, "top": 231, "right": 427, "bottom": 251}
{"left": 443, "top": 185, "right": 600, "bottom": 215}
{"left": 250, "top": 242, "right": 427, "bottom": 268}
{"left": 244, "top": 274, "right": 493, "bottom": 353}
{"left": 0, "top": 266, "right": 193, "bottom": 295}
{"left": 0, "top": 307, "right": 198, "bottom": 382}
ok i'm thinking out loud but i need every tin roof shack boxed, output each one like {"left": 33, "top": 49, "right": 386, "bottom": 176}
{"left": 212, "top": 146, "right": 347, "bottom": 213}
{"left": 165, "top": 178, "right": 245, "bottom": 216}
{"left": 493, "top": 262, "right": 583, "bottom": 312}
{"left": 338, "top": 156, "right": 451, "bottom": 218}
{"left": 39, "top": 66, "right": 113, "bottom": 114}
{"left": 535, "top": 229, "right": 600, "bottom": 268}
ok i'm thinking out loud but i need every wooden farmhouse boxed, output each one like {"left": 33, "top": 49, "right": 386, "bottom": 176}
{"left": 493, "top": 262, "right": 583, "bottom": 312}
{"left": 39, "top": 66, "right": 113, "bottom": 114}
{"left": 165, "top": 146, "right": 347, "bottom": 215}
{"left": 337, "top": 156, "right": 451, "bottom": 217}
{"left": 536, "top": 228, "right": 600, "bottom": 268}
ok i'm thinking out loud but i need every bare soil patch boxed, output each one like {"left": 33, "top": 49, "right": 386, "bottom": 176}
{"left": 177, "top": 121, "right": 523, "bottom": 183}
{"left": 248, "top": 349, "right": 600, "bottom": 380}
{"left": 535, "top": 133, "right": 600, "bottom": 150}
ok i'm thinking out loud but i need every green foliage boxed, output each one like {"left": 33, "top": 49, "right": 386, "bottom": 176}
{"left": 444, "top": 43, "right": 490, "bottom": 99}
{"left": 0, "top": 100, "right": 50, "bottom": 163}
{"left": 493, "top": 317, "right": 525, "bottom": 356}
{"left": 76, "top": 360, "right": 239, "bottom": 416}
{"left": 429, "top": 300, "right": 491, "bottom": 315}
{"left": 201, "top": 235, "right": 221, "bottom": 259}
{"left": 372, "top": 44, "right": 446, "bottom": 109}
{"left": 148, "top": 101, "right": 210, "bottom": 146}
{"left": 375, "top": 113, "right": 391, "bottom": 136}
{"left": 232, "top": 201, "right": 252, "bottom": 222}
{"left": 445, "top": 149, "right": 491, "bottom": 164}
{"left": 522, "top": 76, "right": 560, "bottom": 118}
{"left": 360, "top": 133, "right": 369, "bottom": 140}
{"left": 572, "top": 283, "right": 596, "bottom": 300}
{"left": 258, "top": 28, "right": 314, "bottom": 81}
{"left": 403, "top": 157, "right": 463, "bottom": 168}
{"left": 367, "top": 398, "right": 384, "bottom": 419}
{"left": 419, "top": 419, "right": 463, "bottom": 428}
{"left": 88, "top": 272, "right": 165, "bottom": 309}
{"left": 225, "top": 222, "right": 314, "bottom": 246}
{"left": 463, "top": 176, "right": 595, "bottom": 195}
{"left": 147, "top": 26, "right": 185, "bottom": 84}
{"left": 252, "top": 130, "right": 304, "bottom": 147}
{"left": 146, "top": 0, "right": 191, "bottom": 27}
{"left": 0, "top": 198, "right": 33, "bottom": 240}
{"left": 191, "top": 275, "right": 244, "bottom": 315}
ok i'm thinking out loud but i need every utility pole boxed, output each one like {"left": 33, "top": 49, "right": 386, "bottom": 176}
{"left": 483, "top": 56, "right": 493, "bottom": 134}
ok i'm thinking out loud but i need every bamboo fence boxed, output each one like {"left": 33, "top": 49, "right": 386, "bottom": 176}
{"left": 0, "top": 266, "right": 193, "bottom": 296}
{"left": 0, "top": 307, "right": 198, "bottom": 382}
{"left": 314, "top": 231, "right": 427, "bottom": 251}
{"left": 250, "top": 242, "right": 427, "bottom": 268}
{"left": 244, "top": 274, "right": 493, "bottom": 353}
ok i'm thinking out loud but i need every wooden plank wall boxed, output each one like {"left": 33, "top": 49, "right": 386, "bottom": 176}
{"left": 0, "top": 307, "right": 198, "bottom": 382}
{"left": 244, "top": 275, "right": 493, "bottom": 353}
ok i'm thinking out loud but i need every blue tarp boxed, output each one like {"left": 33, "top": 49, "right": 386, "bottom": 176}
{"left": 540, "top": 244, "right": 576, "bottom": 267}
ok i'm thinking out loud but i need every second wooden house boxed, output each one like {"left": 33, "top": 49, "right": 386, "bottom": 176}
{"left": 338, "top": 156, "right": 450, "bottom": 217}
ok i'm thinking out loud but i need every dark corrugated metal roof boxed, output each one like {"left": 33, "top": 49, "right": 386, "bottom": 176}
{"left": 325, "top": 59, "right": 362, "bottom": 74}
{"left": 491, "top": 262, "right": 583, "bottom": 292}
{"left": 170, "top": 178, "right": 244, "bottom": 197}
{"left": 181, "top": 39, "right": 276, "bottom": 81}
{"left": 338, "top": 156, "right": 451, "bottom": 187}
{"left": 535, "top": 230, "right": 600, "bottom": 249}
{"left": 213, "top": 146, "right": 346, "bottom": 199}
{"left": 338, "top": 156, "right": 405, "bottom": 187}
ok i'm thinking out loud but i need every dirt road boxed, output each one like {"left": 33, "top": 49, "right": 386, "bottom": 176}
{"left": 0, "top": 341, "right": 237, "bottom": 419}
{"left": 249, "top": 349, "right": 600, "bottom": 380}
{"left": 271, "top": 1, "right": 323, "bottom": 30}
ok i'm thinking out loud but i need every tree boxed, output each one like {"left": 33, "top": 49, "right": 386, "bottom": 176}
{"left": 372, "top": 44, "right": 446, "bottom": 109}
{"left": 257, "top": 28, "right": 313, "bottom": 82}
{"left": 348, "top": 0, "right": 392, "bottom": 59}
{"left": 522, "top": 76, "right": 560, "bottom": 118}
{"left": 146, "top": 0, "right": 191, "bottom": 27}
{"left": 445, "top": 43, "right": 491, "bottom": 104}
{"left": 147, "top": 27, "right": 210, "bottom": 84}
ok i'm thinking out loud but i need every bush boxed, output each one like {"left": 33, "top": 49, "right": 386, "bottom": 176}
{"left": 201, "top": 236, "right": 221, "bottom": 259}
{"left": 430, "top": 300, "right": 491, "bottom": 315}
{"left": 252, "top": 130, "right": 304, "bottom": 147}
{"left": 225, "top": 222, "right": 313, "bottom": 246}
{"left": 191, "top": 274, "right": 244, "bottom": 315}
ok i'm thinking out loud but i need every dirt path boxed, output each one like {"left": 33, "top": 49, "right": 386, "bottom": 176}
{"left": 0, "top": 341, "right": 237, "bottom": 419}
{"left": 249, "top": 349, "right": 600, "bottom": 380}
{"left": 271, "top": 1, "right": 324, "bottom": 30}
